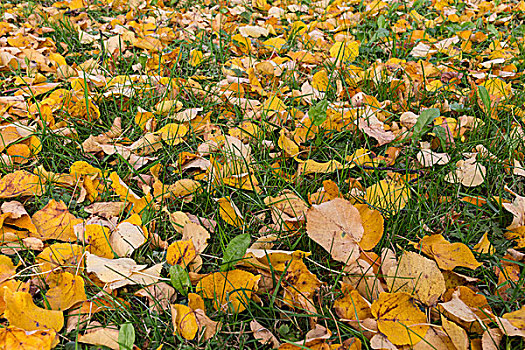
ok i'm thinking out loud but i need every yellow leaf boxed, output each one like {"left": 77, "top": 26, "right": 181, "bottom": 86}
{"left": 0, "top": 327, "right": 57, "bottom": 350}
{"left": 109, "top": 171, "right": 151, "bottom": 214}
{"left": 330, "top": 41, "right": 359, "bottom": 62}
{"left": 473, "top": 232, "right": 495, "bottom": 255}
{"left": 83, "top": 224, "right": 114, "bottom": 259}
{"left": 419, "top": 234, "right": 482, "bottom": 270}
{"left": 32, "top": 199, "right": 82, "bottom": 241}
{"left": 77, "top": 322, "right": 120, "bottom": 350}
{"left": 263, "top": 37, "right": 286, "bottom": 51}
{"left": 0, "top": 255, "right": 17, "bottom": 284}
{"left": 216, "top": 196, "right": 244, "bottom": 228}
{"left": 298, "top": 159, "right": 343, "bottom": 175}
{"left": 282, "top": 259, "right": 322, "bottom": 308}
{"left": 70, "top": 161, "right": 102, "bottom": 179}
{"left": 189, "top": 49, "right": 204, "bottom": 67}
{"left": 171, "top": 304, "right": 198, "bottom": 340}
{"left": 502, "top": 305, "right": 525, "bottom": 333}
{"left": 365, "top": 178, "right": 410, "bottom": 214}
{"left": 166, "top": 240, "right": 197, "bottom": 267}
{"left": 355, "top": 204, "right": 384, "bottom": 251}
{"left": 371, "top": 292, "right": 428, "bottom": 346}
{"left": 306, "top": 198, "right": 364, "bottom": 264}
{"left": 156, "top": 123, "right": 188, "bottom": 146}
{"left": 45, "top": 272, "right": 87, "bottom": 311}
{"left": 36, "top": 243, "right": 85, "bottom": 277}
{"left": 441, "top": 316, "right": 468, "bottom": 350}
{"left": 278, "top": 131, "right": 299, "bottom": 157}
{"left": 4, "top": 289, "right": 64, "bottom": 332}
{"left": 385, "top": 251, "right": 446, "bottom": 306}
{"left": 333, "top": 284, "right": 372, "bottom": 321}
{"left": 0, "top": 170, "right": 43, "bottom": 198}
{"left": 196, "top": 270, "right": 260, "bottom": 313}
{"left": 312, "top": 69, "right": 329, "bottom": 91}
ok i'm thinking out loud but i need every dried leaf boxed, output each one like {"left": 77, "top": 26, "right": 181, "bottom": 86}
{"left": 306, "top": 198, "right": 364, "bottom": 264}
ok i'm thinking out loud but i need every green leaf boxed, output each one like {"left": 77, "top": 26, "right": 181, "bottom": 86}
{"left": 169, "top": 265, "right": 191, "bottom": 296}
{"left": 310, "top": 100, "right": 329, "bottom": 126}
{"left": 478, "top": 85, "right": 491, "bottom": 111}
{"left": 119, "top": 323, "right": 135, "bottom": 350}
{"left": 220, "top": 233, "right": 251, "bottom": 271}
{"left": 412, "top": 108, "right": 440, "bottom": 141}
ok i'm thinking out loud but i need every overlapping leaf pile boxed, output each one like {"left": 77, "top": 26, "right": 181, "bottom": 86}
{"left": 0, "top": 0, "right": 524, "bottom": 348}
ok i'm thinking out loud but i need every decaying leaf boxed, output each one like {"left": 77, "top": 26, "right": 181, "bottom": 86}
{"left": 371, "top": 292, "right": 428, "bottom": 346}
{"left": 419, "top": 234, "right": 482, "bottom": 270}
{"left": 4, "top": 289, "right": 64, "bottom": 332}
{"left": 0, "top": 327, "right": 57, "bottom": 350}
{"left": 196, "top": 270, "right": 260, "bottom": 313}
{"left": 250, "top": 320, "right": 280, "bottom": 348}
{"left": 306, "top": 198, "right": 364, "bottom": 264}
{"left": 385, "top": 251, "right": 446, "bottom": 306}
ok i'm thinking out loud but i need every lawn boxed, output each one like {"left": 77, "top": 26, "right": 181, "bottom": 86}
{"left": 0, "top": 0, "right": 524, "bottom": 349}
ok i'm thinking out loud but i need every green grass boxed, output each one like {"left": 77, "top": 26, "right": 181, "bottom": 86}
{"left": 1, "top": 0, "right": 525, "bottom": 349}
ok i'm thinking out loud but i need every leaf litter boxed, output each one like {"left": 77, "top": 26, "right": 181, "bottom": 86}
{"left": 0, "top": 0, "right": 524, "bottom": 348}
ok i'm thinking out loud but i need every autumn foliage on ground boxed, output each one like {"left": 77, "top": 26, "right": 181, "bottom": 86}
{"left": 0, "top": 0, "right": 524, "bottom": 348}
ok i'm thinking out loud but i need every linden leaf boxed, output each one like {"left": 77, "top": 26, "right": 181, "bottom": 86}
{"left": 216, "top": 196, "right": 244, "bottom": 228}
{"left": 250, "top": 320, "right": 280, "bottom": 349}
{"left": 371, "top": 292, "right": 428, "bottom": 346}
{"left": 441, "top": 316, "right": 468, "bottom": 350}
{"left": 278, "top": 130, "right": 300, "bottom": 157}
{"left": 82, "top": 224, "right": 114, "bottom": 259}
{"left": 221, "top": 233, "right": 251, "bottom": 271}
{"left": 0, "top": 327, "right": 57, "bottom": 350}
{"left": 306, "top": 198, "right": 364, "bottom": 264}
{"left": 0, "top": 170, "right": 43, "bottom": 198}
{"left": 166, "top": 240, "right": 197, "bottom": 267}
{"left": 109, "top": 220, "right": 146, "bottom": 257}
{"left": 196, "top": 270, "right": 260, "bottom": 313}
{"left": 4, "top": 289, "right": 64, "bottom": 332}
{"left": 419, "top": 234, "right": 482, "bottom": 270}
{"left": 355, "top": 204, "right": 384, "bottom": 251}
{"left": 171, "top": 304, "right": 198, "bottom": 340}
{"left": 77, "top": 322, "right": 120, "bottom": 350}
{"left": 333, "top": 284, "right": 372, "bottom": 321}
{"left": 45, "top": 272, "right": 87, "bottom": 311}
{"left": 385, "top": 251, "right": 446, "bottom": 306}
{"left": 0, "top": 255, "right": 17, "bottom": 284}
{"left": 365, "top": 178, "right": 410, "bottom": 215}
{"left": 330, "top": 41, "right": 359, "bottom": 62}
{"left": 445, "top": 157, "right": 486, "bottom": 187}
{"left": 36, "top": 243, "right": 85, "bottom": 277}
{"left": 32, "top": 199, "right": 82, "bottom": 241}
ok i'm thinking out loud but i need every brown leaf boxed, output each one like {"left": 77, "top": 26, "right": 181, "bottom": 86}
{"left": 306, "top": 198, "right": 364, "bottom": 264}
{"left": 250, "top": 320, "right": 280, "bottom": 348}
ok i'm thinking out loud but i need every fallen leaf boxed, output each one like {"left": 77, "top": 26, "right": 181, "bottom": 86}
{"left": 166, "top": 240, "right": 197, "bottom": 267}
{"left": 171, "top": 304, "right": 198, "bottom": 340}
{"left": 77, "top": 322, "right": 119, "bottom": 350}
{"left": 419, "top": 234, "right": 482, "bottom": 270}
{"left": 196, "top": 270, "right": 260, "bottom": 313}
{"left": 445, "top": 157, "right": 486, "bottom": 187}
{"left": 385, "top": 251, "right": 446, "bottom": 306}
{"left": 306, "top": 198, "right": 364, "bottom": 264}
{"left": 0, "top": 170, "right": 43, "bottom": 198}
{"left": 4, "top": 289, "right": 64, "bottom": 332}
{"left": 441, "top": 316, "right": 468, "bottom": 350}
{"left": 250, "top": 320, "right": 280, "bottom": 349}
{"left": 371, "top": 292, "right": 428, "bottom": 346}
{"left": 32, "top": 199, "right": 82, "bottom": 241}
{"left": 0, "top": 327, "right": 57, "bottom": 350}
{"left": 45, "top": 272, "right": 87, "bottom": 310}
{"left": 216, "top": 196, "right": 244, "bottom": 228}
